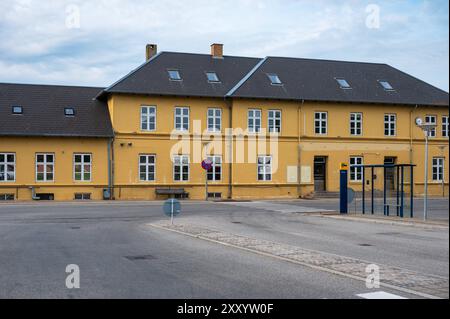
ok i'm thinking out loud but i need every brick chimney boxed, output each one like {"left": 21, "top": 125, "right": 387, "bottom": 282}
{"left": 146, "top": 44, "right": 157, "bottom": 61}
{"left": 211, "top": 43, "right": 223, "bottom": 58}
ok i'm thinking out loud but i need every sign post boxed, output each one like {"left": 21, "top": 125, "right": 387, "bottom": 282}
{"left": 339, "top": 163, "right": 349, "bottom": 214}
{"left": 201, "top": 159, "right": 213, "bottom": 201}
{"left": 163, "top": 198, "right": 181, "bottom": 225}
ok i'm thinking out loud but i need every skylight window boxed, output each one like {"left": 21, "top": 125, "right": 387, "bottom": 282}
{"left": 378, "top": 80, "right": 394, "bottom": 91}
{"left": 168, "top": 70, "right": 182, "bottom": 81}
{"left": 335, "top": 78, "right": 351, "bottom": 89}
{"left": 12, "top": 106, "right": 23, "bottom": 114}
{"left": 65, "top": 108, "right": 75, "bottom": 116}
{"left": 206, "top": 72, "right": 220, "bottom": 83}
{"left": 267, "top": 73, "right": 282, "bottom": 85}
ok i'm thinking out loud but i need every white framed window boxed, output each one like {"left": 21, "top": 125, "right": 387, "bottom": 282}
{"left": 432, "top": 157, "right": 444, "bottom": 182}
{"left": 36, "top": 153, "right": 54, "bottom": 182}
{"left": 425, "top": 115, "right": 437, "bottom": 137}
{"left": 267, "top": 73, "right": 282, "bottom": 85}
{"left": 173, "top": 155, "right": 189, "bottom": 181}
{"left": 207, "top": 108, "right": 222, "bottom": 132}
{"left": 74, "top": 154, "right": 92, "bottom": 182}
{"left": 350, "top": 112, "right": 362, "bottom": 136}
{"left": 268, "top": 110, "right": 282, "bottom": 133}
{"left": 207, "top": 156, "right": 222, "bottom": 181}
{"left": 175, "top": 107, "right": 189, "bottom": 131}
{"left": 248, "top": 109, "right": 261, "bottom": 133}
{"left": 335, "top": 78, "right": 351, "bottom": 89}
{"left": 443, "top": 116, "right": 449, "bottom": 138}
{"left": 314, "top": 112, "right": 327, "bottom": 135}
{"left": 206, "top": 72, "right": 220, "bottom": 83}
{"left": 257, "top": 156, "right": 272, "bottom": 181}
{"left": 168, "top": 69, "right": 182, "bottom": 81}
{"left": 139, "top": 154, "right": 156, "bottom": 182}
{"left": 0, "top": 153, "right": 15, "bottom": 182}
{"left": 384, "top": 114, "right": 396, "bottom": 136}
{"left": 141, "top": 106, "right": 156, "bottom": 131}
{"left": 350, "top": 156, "right": 363, "bottom": 182}
{"left": 378, "top": 80, "right": 394, "bottom": 91}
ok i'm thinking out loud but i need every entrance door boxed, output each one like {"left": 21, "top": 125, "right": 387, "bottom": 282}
{"left": 314, "top": 157, "right": 327, "bottom": 191}
{"left": 384, "top": 157, "right": 397, "bottom": 190}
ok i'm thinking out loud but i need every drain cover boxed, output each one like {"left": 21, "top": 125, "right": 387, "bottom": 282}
{"left": 358, "top": 243, "right": 373, "bottom": 247}
{"left": 231, "top": 221, "right": 242, "bottom": 224}
{"left": 124, "top": 255, "right": 156, "bottom": 261}
{"left": 70, "top": 226, "right": 81, "bottom": 230}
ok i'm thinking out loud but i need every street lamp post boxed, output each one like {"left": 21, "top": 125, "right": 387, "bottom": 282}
{"left": 415, "top": 118, "right": 437, "bottom": 221}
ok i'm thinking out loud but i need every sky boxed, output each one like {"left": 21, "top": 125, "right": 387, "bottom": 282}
{"left": 0, "top": 0, "right": 448, "bottom": 91}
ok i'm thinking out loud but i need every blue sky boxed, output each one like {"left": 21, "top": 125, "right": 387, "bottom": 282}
{"left": 0, "top": 0, "right": 448, "bottom": 91}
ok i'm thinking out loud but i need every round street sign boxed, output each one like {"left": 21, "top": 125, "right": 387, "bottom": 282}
{"left": 201, "top": 159, "right": 213, "bottom": 171}
{"left": 163, "top": 198, "right": 181, "bottom": 217}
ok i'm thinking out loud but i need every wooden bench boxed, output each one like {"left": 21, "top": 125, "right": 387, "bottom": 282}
{"left": 155, "top": 188, "right": 189, "bottom": 198}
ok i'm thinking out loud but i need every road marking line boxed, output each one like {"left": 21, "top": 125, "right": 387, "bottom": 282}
{"left": 357, "top": 291, "right": 407, "bottom": 299}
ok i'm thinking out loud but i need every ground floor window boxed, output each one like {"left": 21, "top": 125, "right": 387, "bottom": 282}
{"left": 350, "top": 156, "right": 363, "bottom": 181}
{"left": 207, "top": 156, "right": 222, "bottom": 181}
{"left": 139, "top": 154, "right": 156, "bottom": 181}
{"left": 74, "top": 154, "right": 92, "bottom": 181}
{"left": 0, "top": 153, "right": 15, "bottom": 182}
{"left": 173, "top": 155, "right": 189, "bottom": 181}
{"left": 36, "top": 153, "right": 54, "bottom": 182}
{"left": 257, "top": 156, "right": 272, "bottom": 181}
{"left": 432, "top": 157, "right": 444, "bottom": 181}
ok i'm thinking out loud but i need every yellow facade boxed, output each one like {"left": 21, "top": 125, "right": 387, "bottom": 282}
{"left": 0, "top": 137, "right": 110, "bottom": 200}
{"left": 1, "top": 95, "right": 448, "bottom": 201}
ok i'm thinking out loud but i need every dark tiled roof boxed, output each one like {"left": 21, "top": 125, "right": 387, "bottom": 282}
{"left": 0, "top": 83, "right": 113, "bottom": 137}
{"left": 228, "top": 57, "right": 449, "bottom": 106}
{"left": 99, "top": 52, "right": 262, "bottom": 98}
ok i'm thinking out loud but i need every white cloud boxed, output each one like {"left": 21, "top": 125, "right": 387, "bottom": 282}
{"left": 0, "top": 0, "right": 448, "bottom": 91}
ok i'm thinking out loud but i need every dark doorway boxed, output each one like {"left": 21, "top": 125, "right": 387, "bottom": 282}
{"left": 314, "top": 156, "right": 327, "bottom": 191}
{"left": 384, "top": 157, "right": 397, "bottom": 190}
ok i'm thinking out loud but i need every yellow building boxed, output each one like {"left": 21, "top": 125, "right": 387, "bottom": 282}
{"left": 1, "top": 44, "right": 448, "bottom": 201}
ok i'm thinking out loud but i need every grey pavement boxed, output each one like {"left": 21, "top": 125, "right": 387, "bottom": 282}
{"left": 0, "top": 200, "right": 448, "bottom": 299}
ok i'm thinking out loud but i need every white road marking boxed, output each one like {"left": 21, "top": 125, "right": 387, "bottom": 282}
{"left": 357, "top": 291, "right": 407, "bottom": 299}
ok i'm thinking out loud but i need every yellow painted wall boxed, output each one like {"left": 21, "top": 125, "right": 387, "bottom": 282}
{"left": 0, "top": 137, "right": 109, "bottom": 200}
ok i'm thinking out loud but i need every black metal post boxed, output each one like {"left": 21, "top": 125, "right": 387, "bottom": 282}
{"left": 410, "top": 166, "right": 414, "bottom": 218}
{"left": 362, "top": 168, "right": 365, "bottom": 215}
{"left": 400, "top": 166, "right": 404, "bottom": 218}
{"left": 396, "top": 165, "right": 400, "bottom": 217}
{"left": 371, "top": 166, "right": 374, "bottom": 215}
{"left": 383, "top": 166, "right": 387, "bottom": 216}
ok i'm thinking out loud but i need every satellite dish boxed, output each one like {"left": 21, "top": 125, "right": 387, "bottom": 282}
{"left": 415, "top": 117, "right": 423, "bottom": 126}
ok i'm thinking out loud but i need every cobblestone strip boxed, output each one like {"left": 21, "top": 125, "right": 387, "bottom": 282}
{"left": 149, "top": 222, "right": 449, "bottom": 299}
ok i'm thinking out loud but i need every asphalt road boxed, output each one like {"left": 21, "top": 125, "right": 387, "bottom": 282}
{"left": 0, "top": 200, "right": 447, "bottom": 299}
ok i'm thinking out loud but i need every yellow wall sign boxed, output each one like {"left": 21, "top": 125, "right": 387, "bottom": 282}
{"left": 340, "top": 163, "right": 349, "bottom": 170}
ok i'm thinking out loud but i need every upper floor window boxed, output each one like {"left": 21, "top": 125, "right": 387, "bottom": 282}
{"left": 267, "top": 73, "right": 282, "bottom": 85}
{"left": 207, "top": 156, "right": 222, "bottom": 181}
{"left": 257, "top": 156, "right": 272, "bottom": 181}
{"left": 335, "top": 78, "right": 351, "bottom": 89}
{"left": 175, "top": 107, "right": 189, "bottom": 131}
{"left": 207, "top": 108, "right": 222, "bottom": 132}
{"left": 443, "top": 116, "right": 449, "bottom": 138}
{"left": 64, "top": 108, "right": 75, "bottom": 117}
{"left": 139, "top": 154, "right": 156, "bottom": 182}
{"left": 206, "top": 72, "right": 220, "bottom": 83}
{"left": 74, "top": 154, "right": 91, "bottom": 182}
{"left": 378, "top": 80, "right": 394, "bottom": 91}
{"left": 314, "top": 112, "right": 327, "bottom": 135}
{"left": 268, "top": 110, "right": 281, "bottom": 133}
{"left": 432, "top": 157, "right": 444, "bottom": 182}
{"left": 173, "top": 155, "right": 189, "bottom": 181}
{"left": 168, "top": 69, "right": 182, "bottom": 81}
{"left": 248, "top": 109, "right": 261, "bottom": 133}
{"left": 425, "top": 115, "right": 437, "bottom": 137}
{"left": 12, "top": 106, "right": 23, "bottom": 114}
{"left": 384, "top": 114, "right": 396, "bottom": 136}
{"left": 0, "top": 153, "right": 15, "bottom": 182}
{"left": 350, "top": 112, "right": 362, "bottom": 136}
{"left": 36, "top": 153, "right": 54, "bottom": 182}
{"left": 349, "top": 156, "right": 363, "bottom": 182}
{"left": 141, "top": 106, "right": 156, "bottom": 131}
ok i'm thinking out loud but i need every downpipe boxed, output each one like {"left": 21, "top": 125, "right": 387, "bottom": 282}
{"left": 29, "top": 186, "right": 40, "bottom": 200}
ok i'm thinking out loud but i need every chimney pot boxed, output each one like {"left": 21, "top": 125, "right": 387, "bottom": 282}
{"left": 146, "top": 44, "right": 157, "bottom": 61}
{"left": 211, "top": 43, "right": 223, "bottom": 58}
